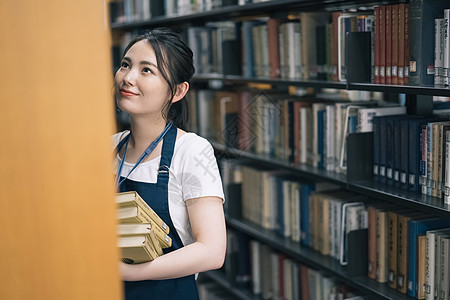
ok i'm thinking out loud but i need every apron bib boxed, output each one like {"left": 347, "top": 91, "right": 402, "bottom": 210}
{"left": 116, "top": 125, "right": 199, "bottom": 300}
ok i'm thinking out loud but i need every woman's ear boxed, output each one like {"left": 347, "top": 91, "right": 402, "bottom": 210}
{"left": 171, "top": 82, "right": 189, "bottom": 103}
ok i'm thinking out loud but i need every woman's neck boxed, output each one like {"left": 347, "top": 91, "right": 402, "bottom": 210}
{"left": 129, "top": 116, "right": 167, "bottom": 151}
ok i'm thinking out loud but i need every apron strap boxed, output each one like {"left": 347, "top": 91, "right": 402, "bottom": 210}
{"left": 115, "top": 132, "right": 130, "bottom": 153}
{"left": 157, "top": 124, "right": 177, "bottom": 185}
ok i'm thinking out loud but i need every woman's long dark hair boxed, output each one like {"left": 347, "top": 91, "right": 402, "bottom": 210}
{"left": 122, "top": 28, "right": 195, "bottom": 130}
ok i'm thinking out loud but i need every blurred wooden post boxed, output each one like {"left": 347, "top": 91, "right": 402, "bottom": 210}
{"left": 0, "top": 0, "right": 122, "bottom": 299}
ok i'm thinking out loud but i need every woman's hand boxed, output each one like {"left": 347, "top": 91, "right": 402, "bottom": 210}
{"left": 117, "top": 196, "right": 225, "bottom": 281}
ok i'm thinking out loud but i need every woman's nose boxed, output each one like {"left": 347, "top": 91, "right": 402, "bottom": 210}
{"left": 122, "top": 69, "right": 138, "bottom": 85}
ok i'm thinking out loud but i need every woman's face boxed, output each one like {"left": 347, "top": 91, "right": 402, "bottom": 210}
{"left": 115, "top": 40, "right": 170, "bottom": 118}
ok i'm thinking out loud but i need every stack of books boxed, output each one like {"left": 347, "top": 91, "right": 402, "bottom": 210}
{"left": 116, "top": 191, "right": 172, "bottom": 264}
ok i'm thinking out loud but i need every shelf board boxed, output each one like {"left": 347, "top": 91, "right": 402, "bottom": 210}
{"left": 348, "top": 82, "right": 450, "bottom": 97}
{"left": 193, "top": 74, "right": 348, "bottom": 89}
{"left": 193, "top": 75, "right": 450, "bottom": 96}
{"left": 212, "top": 142, "right": 348, "bottom": 187}
{"left": 351, "top": 277, "right": 415, "bottom": 300}
{"left": 226, "top": 217, "right": 348, "bottom": 277}
{"left": 199, "top": 270, "right": 255, "bottom": 300}
{"left": 349, "top": 181, "right": 450, "bottom": 219}
{"left": 226, "top": 217, "right": 413, "bottom": 300}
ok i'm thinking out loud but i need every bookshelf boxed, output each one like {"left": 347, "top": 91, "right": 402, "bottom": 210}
{"left": 110, "top": 0, "right": 450, "bottom": 299}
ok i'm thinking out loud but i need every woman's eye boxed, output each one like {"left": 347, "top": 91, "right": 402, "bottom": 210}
{"left": 120, "top": 61, "right": 129, "bottom": 68}
{"left": 142, "top": 67, "right": 153, "bottom": 74}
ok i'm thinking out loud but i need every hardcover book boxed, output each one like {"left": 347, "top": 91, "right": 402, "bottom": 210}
{"left": 118, "top": 233, "right": 159, "bottom": 264}
{"left": 117, "top": 191, "right": 170, "bottom": 234}
{"left": 409, "top": 0, "right": 449, "bottom": 86}
{"left": 117, "top": 223, "right": 163, "bottom": 256}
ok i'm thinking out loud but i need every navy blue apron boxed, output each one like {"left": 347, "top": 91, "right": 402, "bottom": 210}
{"left": 116, "top": 124, "right": 199, "bottom": 300}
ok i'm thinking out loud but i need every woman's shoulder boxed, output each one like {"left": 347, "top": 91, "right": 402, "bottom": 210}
{"left": 112, "top": 130, "right": 130, "bottom": 148}
{"left": 176, "top": 130, "right": 212, "bottom": 151}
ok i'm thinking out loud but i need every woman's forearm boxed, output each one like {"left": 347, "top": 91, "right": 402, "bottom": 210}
{"left": 122, "top": 239, "right": 225, "bottom": 281}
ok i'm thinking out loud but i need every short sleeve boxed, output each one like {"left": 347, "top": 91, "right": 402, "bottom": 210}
{"left": 180, "top": 137, "right": 225, "bottom": 202}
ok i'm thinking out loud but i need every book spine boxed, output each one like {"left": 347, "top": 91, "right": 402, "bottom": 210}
{"left": 444, "top": 10, "right": 450, "bottom": 86}
{"left": 435, "top": 18, "right": 444, "bottom": 86}
{"left": 376, "top": 209, "right": 388, "bottom": 283}
{"left": 329, "top": 200, "right": 336, "bottom": 258}
{"left": 380, "top": 6, "right": 386, "bottom": 84}
{"left": 407, "top": 222, "right": 419, "bottom": 297}
{"left": 332, "top": 12, "right": 341, "bottom": 81}
{"left": 386, "top": 117, "right": 395, "bottom": 186}
{"left": 368, "top": 207, "right": 377, "bottom": 279}
{"left": 391, "top": 5, "right": 399, "bottom": 84}
{"left": 439, "top": 238, "right": 450, "bottom": 300}
{"left": 147, "top": 231, "right": 162, "bottom": 258}
{"left": 417, "top": 235, "right": 427, "bottom": 299}
{"left": 150, "top": 218, "right": 172, "bottom": 248}
{"left": 434, "top": 233, "right": 441, "bottom": 300}
{"left": 291, "top": 183, "right": 301, "bottom": 242}
{"left": 374, "top": 7, "right": 380, "bottom": 83}
{"left": 326, "top": 105, "right": 335, "bottom": 171}
{"left": 317, "top": 109, "right": 325, "bottom": 169}
{"left": 321, "top": 198, "right": 330, "bottom": 255}
{"left": 398, "top": 4, "right": 406, "bottom": 85}
{"left": 385, "top": 5, "right": 392, "bottom": 84}
{"left": 404, "top": 4, "right": 410, "bottom": 84}
{"left": 426, "top": 123, "right": 433, "bottom": 196}
{"left": 393, "top": 118, "right": 402, "bottom": 187}
{"left": 397, "top": 214, "right": 409, "bottom": 293}
{"left": 445, "top": 131, "right": 450, "bottom": 204}
{"left": 293, "top": 102, "right": 300, "bottom": 164}
{"left": 387, "top": 211, "right": 398, "bottom": 289}
{"left": 267, "top": 18, "right": 281, "bottom": 78}
{"left": 373, "top": 116, "right": 380, "bottom": 181}
{"left": 419, "top": 124, "right": 428, "bottom": 195}
{"left": 409, "top": 121, "right": 420, "bottom": 191}
{"left": 242, "top": 22, "right": 255, "bottom": 78}
{"left": 431, "top": 123, "right": 440, "bottom": 197}
{"left": 437, "top": 124, "right": 450, "bottom": 198}
{"left": 250, "top": 240, "right": 262, "bottom": 296}
{"left": 400, "top": 118, "right": 409, "bottom": 190}
{"left": 379, "top": 116, "right": 388, "bottom": 184}
{"left": 134, "top": 193, "right": 170, "bottom": 234}
{"left": 425, "top": 232, "right": 436, "bottom": 300}
{"left": 409, "top": 0, "right": 447, "bottom": 86}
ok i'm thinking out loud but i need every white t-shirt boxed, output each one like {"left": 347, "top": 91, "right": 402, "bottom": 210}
{"left": 113, "top": 131, "right": 225, "bottom": 247}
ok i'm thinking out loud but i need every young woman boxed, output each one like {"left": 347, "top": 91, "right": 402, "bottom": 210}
{"left": 113, "top": 28, "right": 226, "bottom": 300}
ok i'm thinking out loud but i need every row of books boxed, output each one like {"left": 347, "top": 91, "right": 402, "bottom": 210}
{"left": 434, "top": 9, "right": 450, "bottom": 87}
{"left": 189, "top": 88, "right": 406, "bottom": 175}
{"left": 109, "top": 0, "right": 244, "bottom": 24}
{"left": 111, "top": 0, "right": 450, "bottom": 88}
{"left": 225, "top": 229, "right": 365, "bottom": 300}
{"left": 366, "top": 203, "right": 450, "bottom": 299}
{"left": 187, "top": 22, "right": 239, "bottom": 76}
{"left": 367, "top": 203, "right": 450, "bottom": 299}
{"left": 372, "top": 111, "right": 450, "bottom": 203}
{"left": 220, "top": 159, "right": 450, "bottom": 299}
{"left": 116, "top": 191, "right": 172, "bottom": 264}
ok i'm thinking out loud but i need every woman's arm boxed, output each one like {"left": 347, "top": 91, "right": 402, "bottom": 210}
{"left": 120, "top": 196, "right": 226, "bottom": 281}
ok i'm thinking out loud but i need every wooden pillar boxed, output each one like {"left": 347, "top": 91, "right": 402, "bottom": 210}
{"left": 0, "top": 0, "right": 122, "bottom": 299}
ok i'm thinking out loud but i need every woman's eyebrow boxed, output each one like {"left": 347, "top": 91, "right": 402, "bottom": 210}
{"left": 140, "top": 60, "right": 158, "bottom": 68}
